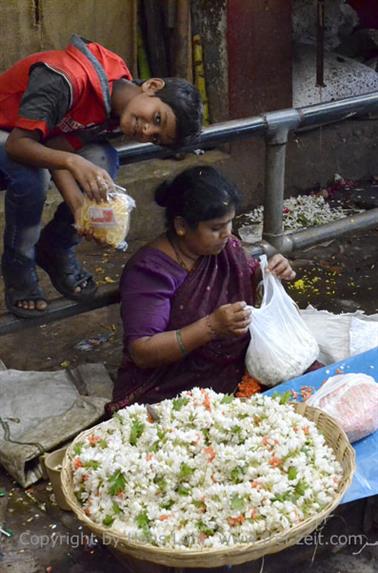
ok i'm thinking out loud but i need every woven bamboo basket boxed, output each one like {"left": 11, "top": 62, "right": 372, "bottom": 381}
{"left": 61, "top": 403, "right": 355, "bottom": 568}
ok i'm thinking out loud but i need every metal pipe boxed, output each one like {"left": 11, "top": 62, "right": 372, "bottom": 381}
{"left": 249, "top": 209, "right": 378, "bottom": 257}
{"left": 115, "top": 116, "right": 267, "bottom": 163}
{"left": 0, "top": 289, "right": 120, "bottom": 336}
{"left": 248, "top": 241, "right": 276, "bottom": 258}
{"left": 285, "top": 208, "right": 378, "bottom": 252}
{"left": 116, "top": 92, "right": 378, "bottom": 164}
{"left": 262, "top": 134, "right": 288, "bottom": 247}
{"left": 262, "top": 109, "right": 301, "bottom": 249}
{"left": 300, "top": 92, "right": 378, "bottom": 126}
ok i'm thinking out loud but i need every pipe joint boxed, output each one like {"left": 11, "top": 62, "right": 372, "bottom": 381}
{"left": 262, "top": 232, "right": 294, "bottom": 252}
{"left": 248, "top": 240, "right": 278, "bottom": 258}
{"left": 264, "top": 109, "right": 301, "bottom": 144}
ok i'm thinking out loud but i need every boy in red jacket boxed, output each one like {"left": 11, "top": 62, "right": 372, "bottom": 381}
{"left": 0, "top": 34, "right": 202, "bottom": 317}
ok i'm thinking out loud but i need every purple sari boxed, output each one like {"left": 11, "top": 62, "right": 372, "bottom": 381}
{"left": 108, "top": 238, "right": 258, "bottom": 411}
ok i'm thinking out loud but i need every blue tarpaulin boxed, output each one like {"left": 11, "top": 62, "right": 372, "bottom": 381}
{"left": 264, "top": 347, "right": 378, "bottom": 504}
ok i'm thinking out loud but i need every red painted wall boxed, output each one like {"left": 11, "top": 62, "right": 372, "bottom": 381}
{"left": 348, "top": 1, "right": 378, "bottom": 29}
{"left": 227, "top": 0, "right": 292, "bottom": 118}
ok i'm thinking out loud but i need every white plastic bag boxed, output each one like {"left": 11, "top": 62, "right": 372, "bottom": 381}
{"left": 245, "top": 256, "right": 319, "bottom": 386}
{"left": 300, "top": 305, "right": 378, "bottom": 364}
{"left": 307, "top": 373, "right": 378, "bottom": 443}
{"left": 350, "top": 316, "right": 378, "bottom": 356}
{"left": 299, "top": 306, "right": 351, "bottom": 364}
{"left": 76, "top": 185, "right": 136, "bottom": 250}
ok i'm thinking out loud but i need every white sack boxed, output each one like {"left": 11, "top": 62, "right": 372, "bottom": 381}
{"left": 300, "top": 306, "right": 378, "bottom": 364}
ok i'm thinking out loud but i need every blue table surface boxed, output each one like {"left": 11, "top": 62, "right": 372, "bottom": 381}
{"left": 264, "top": 347, "right": 378, "bottom": 504}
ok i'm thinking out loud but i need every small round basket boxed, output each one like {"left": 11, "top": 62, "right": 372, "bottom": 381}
{"left": 61, "top": 403, "right": 355, "bottom": 568}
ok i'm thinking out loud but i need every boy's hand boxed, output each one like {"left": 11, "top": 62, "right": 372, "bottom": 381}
{"left": 66, "top": 155, "right": 114, "bottom": 202}
{"left": 210, "top": 301, "right": 252, "bottom": 337}
{"left": 80, "top": 228, "right": 108, "bottom": 247}
{"left": 267, "top": 254, "right": 296, "bottom": 280}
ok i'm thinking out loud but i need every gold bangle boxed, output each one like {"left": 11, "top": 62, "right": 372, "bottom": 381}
{"left": 206, "top": 315, "right": 218, "bottom": 339}
{"left": 176, "top": 329, "right": 188, "bottom": 356}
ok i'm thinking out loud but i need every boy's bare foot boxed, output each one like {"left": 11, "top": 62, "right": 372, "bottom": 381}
{"left": 3, "top": 263, "right": 49, "bottom": 319}
{"left": 16, "top": 298, "right": 48, "bottom": 311}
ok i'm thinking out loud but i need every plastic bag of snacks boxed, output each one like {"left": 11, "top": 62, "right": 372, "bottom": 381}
{"left": 76, "top": 185, "right": 136, "bottom": 250}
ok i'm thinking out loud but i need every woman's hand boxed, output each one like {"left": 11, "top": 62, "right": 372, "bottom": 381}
{"left": 209, "top": 301, "right": 252, "bottom": 337}
{"left": 267, "top": 254, "right": 296, "bottom": 280}
{"left": 65, "top": 154, "right": 114, "bottom": 202}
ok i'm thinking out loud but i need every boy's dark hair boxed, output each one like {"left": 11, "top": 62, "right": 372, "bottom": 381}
{"left": 155, "top": 166, "right": 240, "bottom": 232}
{"left": 131, "top": 78, "right": 203, "bottom": 147}
{"left": 154, "top": 78, "right": 203, "bottom": 147}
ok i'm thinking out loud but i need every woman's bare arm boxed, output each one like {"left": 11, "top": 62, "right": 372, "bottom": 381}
{"left": 129, "top": 301, "right": 252, "bottom": 369}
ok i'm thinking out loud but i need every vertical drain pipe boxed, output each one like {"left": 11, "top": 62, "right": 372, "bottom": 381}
{"left": 262, "top": 110, "right": 301, "bottom": 251}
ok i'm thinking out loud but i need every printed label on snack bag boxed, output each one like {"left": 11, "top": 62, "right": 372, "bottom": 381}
{"left": 88, "top": 207, "right": 116, "bottom": 227}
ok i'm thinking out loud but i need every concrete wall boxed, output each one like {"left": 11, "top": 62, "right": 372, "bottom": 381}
{"left": 0, "top": 0, "right": 137, "bottom": 73}
{"left": 191, "top": 0, "right": 229, "bottom": 123}
{"left": 285, "top": 118, "right": 378, "bottom": 194}
{"left": 222, "top": 118, "right": 378, "bottom": 211}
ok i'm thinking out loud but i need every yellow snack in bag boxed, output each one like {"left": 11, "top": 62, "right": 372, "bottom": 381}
{"left": 76, "top": 188, "right": 135, "bottom": 249}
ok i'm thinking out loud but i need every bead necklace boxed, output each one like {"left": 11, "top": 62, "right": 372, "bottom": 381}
{"left": 168, "top": 235, "right": 198, "bottom": 273}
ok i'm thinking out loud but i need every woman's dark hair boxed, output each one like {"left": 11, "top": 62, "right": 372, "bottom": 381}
{"left": 155, "top": 78, "right": 203, "bottom": 147}
{"left": 155, "top": 166, "right": 240, "bottom": 232}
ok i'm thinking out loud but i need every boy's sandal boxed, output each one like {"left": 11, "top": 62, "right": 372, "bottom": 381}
{"left": 36, "top": 246, "right": 97, "bottom": 302}
{"left": 3, "top": 267, "right": 48, "bottom": 319}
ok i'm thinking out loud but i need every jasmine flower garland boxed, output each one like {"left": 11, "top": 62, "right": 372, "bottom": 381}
{"left": 71, "top": 388, "right": 342, "bottom": 549}
{"left": 238, "top": 195, "right": 349, "bottom": 240}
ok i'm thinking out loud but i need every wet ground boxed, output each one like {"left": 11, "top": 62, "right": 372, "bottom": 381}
{"left": 0, "top": 199, "right": 377, "bottom": 572}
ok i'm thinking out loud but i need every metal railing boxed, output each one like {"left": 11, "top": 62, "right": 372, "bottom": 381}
{"left": 1, "top": 92, "right": 377, "bottom": 335}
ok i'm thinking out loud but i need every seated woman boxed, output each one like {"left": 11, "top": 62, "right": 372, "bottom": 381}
{"left": 107, "top": 166, "right": 296, "bottom": 411}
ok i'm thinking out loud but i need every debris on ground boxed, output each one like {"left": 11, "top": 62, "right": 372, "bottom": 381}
{"left": 74, "top": 333, "right": 114, "bottom": 352}
{"left": 320, "top": 172, "right": 356, "bottom": 198}
{"left": 237, "top": 194, "right": 352, "bottom": 243}
{"left": 236, "top": 175, "right": 375, "bottom": 243}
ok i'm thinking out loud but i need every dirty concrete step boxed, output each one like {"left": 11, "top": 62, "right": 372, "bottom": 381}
{"left": 0, "top": 150, "right": 229, "bottom": 245}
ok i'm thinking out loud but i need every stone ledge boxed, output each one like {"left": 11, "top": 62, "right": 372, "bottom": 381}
{"left": 0, "top": 149, "right": 230, "bottom": 244}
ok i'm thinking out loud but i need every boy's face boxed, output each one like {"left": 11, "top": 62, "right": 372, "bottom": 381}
{"left": 120, "top": 93, "right": 177, "bottom": 146}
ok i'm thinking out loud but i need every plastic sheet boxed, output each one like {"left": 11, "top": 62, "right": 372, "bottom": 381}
{"left": 264, "top": 347, "right": 378, "bottom": 504}
{"left": 307, "top": 373, "right": 378, "bottom": 443}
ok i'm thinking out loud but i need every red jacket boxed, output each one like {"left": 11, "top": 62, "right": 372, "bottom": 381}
{"left": 0, "top": 35, "right": 132, "bottom": 148}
